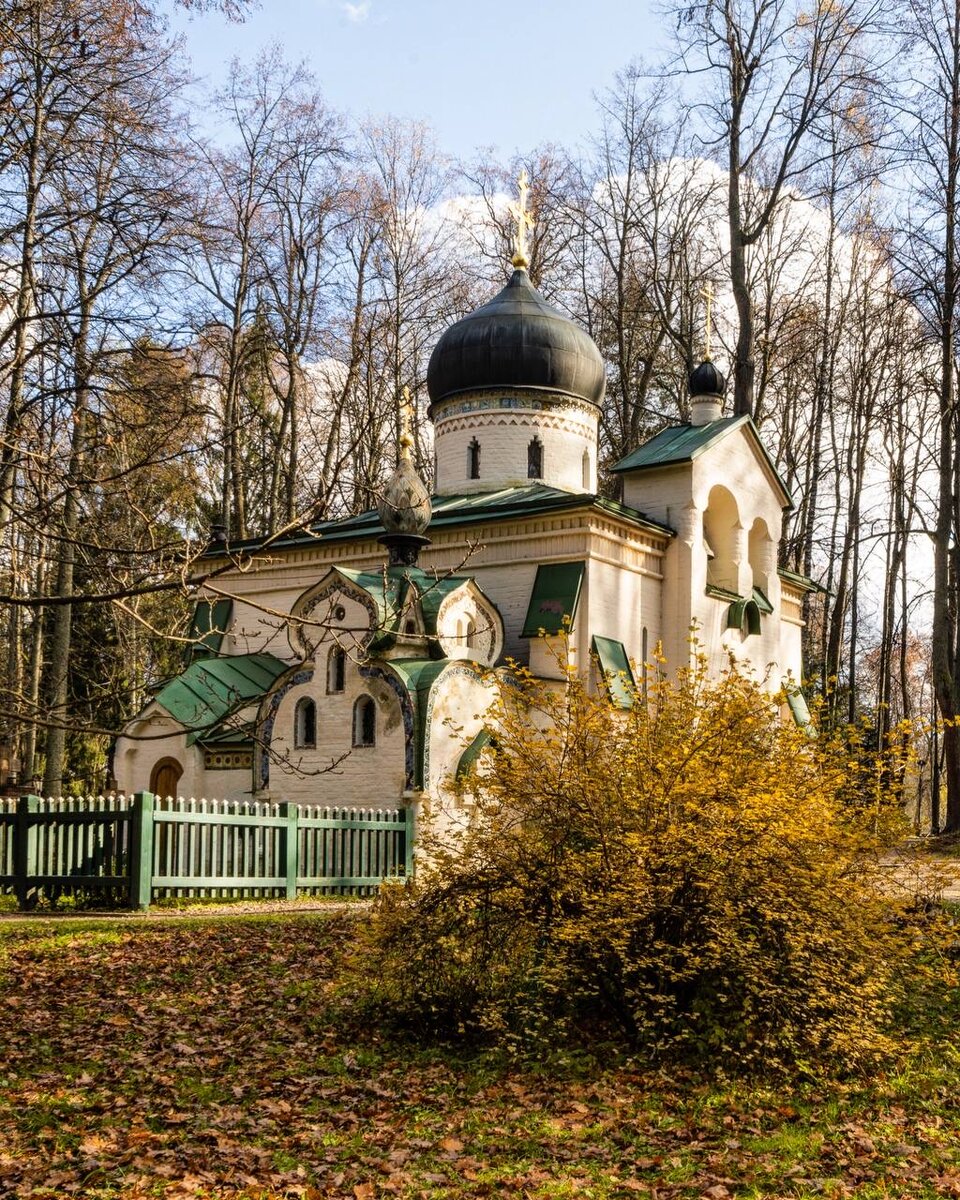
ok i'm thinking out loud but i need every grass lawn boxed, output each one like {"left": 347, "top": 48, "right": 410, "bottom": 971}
{"left": 1, "top": 911, "right": 960, "bottom": 1199}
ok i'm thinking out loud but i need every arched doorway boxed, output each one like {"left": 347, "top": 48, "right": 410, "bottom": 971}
{"left": 149, "top": 757, "right": 182, "bottom": 799}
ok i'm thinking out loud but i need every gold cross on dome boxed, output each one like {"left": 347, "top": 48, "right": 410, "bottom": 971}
{"left": 511, "top": 168, "right": 535, "bottom": 270}
{"left": 700, "top": 280, "right": 715, "bottom": 360}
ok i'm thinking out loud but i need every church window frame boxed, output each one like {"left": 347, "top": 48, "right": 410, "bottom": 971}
{"left": 468, "top": 438, "right": 481, "bottom": 480}
{"left": 353, "top": 696, "right": 376, "bottom": 748}
{"left": 527, "top": 436, "right": 543, "bottom": 479}
{"left": 294, "top": 698, "right": 317, "bottom": 749}
{"left": 326, "top": 645, "right": 346, "bottom": 694}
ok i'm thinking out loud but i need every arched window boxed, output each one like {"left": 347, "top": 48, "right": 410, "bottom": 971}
{"left": 748, "top": 517, "right": 772, "bottom": 597}
{"left": 582, "top": 449, "right": 591, "bottom": 490}
{"left": 353, "top": 696, "right": 376, "bottom": 747}
{"left": 527, "top": 437, "right": 543, "bottom": 479}
{"left": 703, "top": 485, "right": 741, "bottom": 592}
{"left": 294, "top": 698, "right": 317, "bottom": 749}
{"left": 465, "top": 617, "right": 476, "bottom": 650}
{"left": 468, "top": 438, "right": 481, "bottom": 480}
{"left": 326, "top": 645, "right": 346, "bottom": 694}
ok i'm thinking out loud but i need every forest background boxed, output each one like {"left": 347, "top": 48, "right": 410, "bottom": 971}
{"left": 2, "top": 0, "right": 959, "bottom": 827}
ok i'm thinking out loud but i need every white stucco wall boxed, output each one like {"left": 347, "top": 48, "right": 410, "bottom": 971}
{"left": 434, "top": 399, "right": 598, "bottom": 495}
{"left": 263, "top": 654, "right": 406, "bottom": 808}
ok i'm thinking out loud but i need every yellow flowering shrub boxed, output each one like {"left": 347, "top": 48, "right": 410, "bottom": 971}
{"left": 352, "top": 654, "right": 928, "bottom": 1072}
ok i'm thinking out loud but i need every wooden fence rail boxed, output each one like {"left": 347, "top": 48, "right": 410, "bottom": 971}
{"left": 0, "top": 792, "right": 413, "bottom": 910}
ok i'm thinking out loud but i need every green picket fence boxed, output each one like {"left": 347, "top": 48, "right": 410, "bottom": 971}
{"left": 0, "top": 793, "right": 413, "bottom": 910}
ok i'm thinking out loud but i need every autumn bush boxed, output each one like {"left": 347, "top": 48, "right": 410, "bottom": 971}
{"left": 350, "top": 653, "right": 936, "bottom": 1072}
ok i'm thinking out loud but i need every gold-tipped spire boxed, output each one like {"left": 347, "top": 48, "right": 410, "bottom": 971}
{"left": 510, "top": 168, "right": 535, "bottom": 270}
{"left": 399, "top": 385, "right": 415, "bottom": 460}
{"left": 700, "top": 280, "right": 715, "bottom": 360}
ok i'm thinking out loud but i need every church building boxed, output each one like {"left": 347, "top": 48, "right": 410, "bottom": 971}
{"left": 114, "top": 206, "right": 812, "bottom": 812}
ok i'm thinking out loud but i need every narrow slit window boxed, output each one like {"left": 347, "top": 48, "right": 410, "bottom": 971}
{"left": 353, "top": 696, "right": 376, "bottom": 747}
{"left": 326, "top": 645, "right": 346, "bottom": 694}
{"left": 527, "top": 437, "right": 543, "bottom": 479}
{"left": 468, "top": 438, "right": 481, "bottom": 479}
{"left": 294, "top": 698, "right": 317, "bottom": 749}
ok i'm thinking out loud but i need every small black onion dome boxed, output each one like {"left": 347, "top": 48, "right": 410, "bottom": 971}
{"left": 427, "top": 269, "right": 605, "bottom": 409}
{"left": 689, "top": 359, "right": 726, "bottom": 397}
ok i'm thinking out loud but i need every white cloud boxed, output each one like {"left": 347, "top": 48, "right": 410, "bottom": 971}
{"left": 342, "top": 1, "right": 370, "bottom": 22}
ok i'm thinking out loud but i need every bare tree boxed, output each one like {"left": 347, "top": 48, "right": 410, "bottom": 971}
{"left": 671, "top": 0, "right": 879, "bottom": 417}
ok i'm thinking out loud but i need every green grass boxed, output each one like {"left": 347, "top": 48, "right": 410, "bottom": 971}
{"left": 0, "top": 911, "right": 959, "bottom": 1198}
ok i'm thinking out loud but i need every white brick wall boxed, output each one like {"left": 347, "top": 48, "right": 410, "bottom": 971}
{"left": 434, "top": 399, "right": 599, "bottom": 494}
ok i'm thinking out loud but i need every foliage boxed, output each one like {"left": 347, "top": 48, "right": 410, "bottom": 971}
{"left": 3, "top": 909, "right": 960, "bottom": 1198}
{"left": 350, "top": 653, "right": 931, "bottom": 1072}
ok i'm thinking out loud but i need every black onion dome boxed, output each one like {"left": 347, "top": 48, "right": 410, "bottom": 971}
{"left": 689, "top": 359, "right": 726, "bottom": 397}
{"left": 427, "top": 269, "right": 605, "bottom": 408}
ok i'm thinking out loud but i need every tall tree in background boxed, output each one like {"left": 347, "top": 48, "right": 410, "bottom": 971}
{"left": 898, "top": 0, "right": 960, "bottom": 831}
{"left": 672, "top": 0, "right": 878, "bottom": 417}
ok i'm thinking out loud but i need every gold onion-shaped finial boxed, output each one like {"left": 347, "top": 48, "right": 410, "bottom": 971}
{"left": 378, "top": 387, "right": 432, "bottom": 565}
{"left": 510, "top": 168, "right": 534, "bottom": 270}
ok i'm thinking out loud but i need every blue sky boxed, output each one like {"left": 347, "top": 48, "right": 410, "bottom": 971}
{"left": 165, "top": 0, "right": 667, "bottom": 159}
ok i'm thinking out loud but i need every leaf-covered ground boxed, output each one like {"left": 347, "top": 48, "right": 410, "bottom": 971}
{"left": 1, "top": 910, "right": 960, "bottom": 1199}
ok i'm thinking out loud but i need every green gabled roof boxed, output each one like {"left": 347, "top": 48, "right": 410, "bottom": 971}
{"left": 200, "top": 485, "right": 672, "bottom": 559}
{"left": 334, "top": 566, "right": 472, "bottom": 653}
{"left": 521, "top": 561, "right": 585, "bottom": 637}
{"left": 611, "top": 416, "right": 745, "bottom": 472}
{"left": 610, "top": 416, "right": 792, "bottom": 508}
{"left": 153, "top": 653, "right": 288, "bottom": 746}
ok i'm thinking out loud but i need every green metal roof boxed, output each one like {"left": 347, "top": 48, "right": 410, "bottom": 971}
{"left": 153, "top": 653, "right": 288, "bottom": 746}
{"left": 610, "top": 416, "right": 792, "bottom": 508}
{"left": 592, "top": 636, "right": 636, "bottom": 710}
{"left": 200, "top": 485, "right": 673, "bottom": 559}
{"left": 387, "top": 658, "right": 456, "bottom": 789}
{"left": 778, "top": 567, "right": 826, "bottom": 594}
{"left": 521, "top": 561, "right": 585, "bottom": 637}
{"left": 611, "top": 416, "right": 746, "bottom": 472}
{"left": 333, "top": 566, "right": 473, "bottom": 655}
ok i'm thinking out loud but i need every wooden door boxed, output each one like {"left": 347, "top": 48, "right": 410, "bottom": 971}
{"left": 149, "top": 758, "right": 182, "bottom": 800}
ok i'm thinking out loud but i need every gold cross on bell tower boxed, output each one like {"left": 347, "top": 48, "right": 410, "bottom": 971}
{"left": 700, "top": 280, "right": 715, "bottom": 360}
{"left": 511, "top": 168, "right": 535, "bottom": 270}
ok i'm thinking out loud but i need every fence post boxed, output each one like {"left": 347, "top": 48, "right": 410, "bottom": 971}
{"left": 14, "top": 795, "right": 40, "bottom": 910}
{"left": 403, "top": 803, "right": 415, "bottom": 880}
{"left": 129, "top": 791, "right": 155, "bottom": 911}
{"left": 278, "top": 802, "right": 299, "bottom": 899}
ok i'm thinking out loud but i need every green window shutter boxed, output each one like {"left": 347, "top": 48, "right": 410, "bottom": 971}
{"left": 521, "top": 561, "right": 585, "bottom": 637}
{"left": 786, "top": 686, "right": 816, "bottom": 738}
{"left": 592, "top": 636, "right": 636, "bottom": 710}
{"left": 456, "top": 729, "right": 495, "bottom": 780}
{"left": 189, "top": 598, "right": 233, "bottom": 656}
